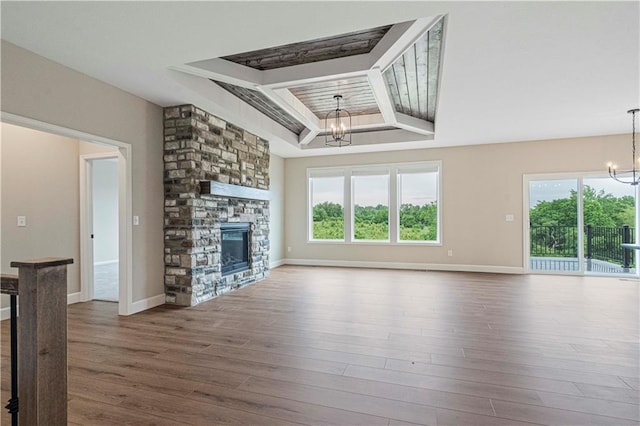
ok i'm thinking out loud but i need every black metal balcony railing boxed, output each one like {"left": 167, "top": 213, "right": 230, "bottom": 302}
{"left": 530, "top": 224, "right": 635, "bottom": 268}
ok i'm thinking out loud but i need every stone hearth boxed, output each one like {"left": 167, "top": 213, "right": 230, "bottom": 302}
{"left": 163, "top": 105, "right": 270, "bottom": 306}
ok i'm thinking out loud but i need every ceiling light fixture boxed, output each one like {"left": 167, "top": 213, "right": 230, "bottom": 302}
{"left": 325, "top": 95, "right": 351, "bottom": 147}
{"left": 608, "top": 108, "right": 640, "bottom": 185}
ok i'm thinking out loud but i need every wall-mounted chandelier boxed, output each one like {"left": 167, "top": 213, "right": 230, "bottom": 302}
{"left": 608, "top": 108, "right": 640, "bottom": 185}
{"left": 325, "top": 95, "right": 351, "bottom": 147}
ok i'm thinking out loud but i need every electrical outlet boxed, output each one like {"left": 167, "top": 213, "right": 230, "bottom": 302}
{"left": 133, "top": 216, "right": 140, "bottom": 226}
{"left": 505, "top": 214, "right": 515, "bottom": 222}
{"left": 17, "top": 216, "right": 26, "bottom": 227}
{"left": 287, "top": 246, "right": 292, "bottom": 253}
{"left": 447, "top": 249, "right": 453, "bottom": 257}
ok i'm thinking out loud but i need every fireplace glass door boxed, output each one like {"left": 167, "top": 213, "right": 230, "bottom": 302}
{"left": 221, "top": 223, "right": 250, "bottom": 275}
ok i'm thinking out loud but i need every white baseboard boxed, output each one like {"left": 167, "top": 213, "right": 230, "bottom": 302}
{"left": 67, "top": 291, "right": 83, "bottom": 304}
{"left": 283, "top": 258, "right": 524, "bottom": 274}
{"left": 1, "top": 291, "right": 84, "bottom": 320}
{"left": 423, "top": 263, "right": 524, "bottom": 274}
{"left": 94, "top": 260, "right": 118, "bottom": 266}
{"left": 129, "top": 294, "right": 165, "bottom": 315}
{"left": 270, "top": 258, "right": 286, "bottom": 269}
{"left": 285, "top": 258, "right": 429, "bottom": 270}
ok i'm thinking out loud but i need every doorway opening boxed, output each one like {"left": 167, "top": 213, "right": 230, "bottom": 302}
{"left": 89, "top": 157, "right": 119, "bottom": 301}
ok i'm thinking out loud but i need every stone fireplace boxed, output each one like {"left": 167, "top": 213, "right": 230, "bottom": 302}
{"left": 163, "top": 105, "right": 270, "bottom": 306}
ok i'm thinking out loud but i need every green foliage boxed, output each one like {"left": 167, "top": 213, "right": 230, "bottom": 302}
{"left": 313, "top": 218, "right": 344, "bottom": 239}
{"left": 312, "top": 202, "right": 344, "bottom": 239}
{"left": 311, "top": 201, "right": 438, "bottom": 241}
{"left": 399, "top": 203, "right": 438, "bottom": 241}
{"left": 354, "top": 205, "right": 389, "bottom": 240}
{"left": 530, "top": 185, "right": 636, "bottom": 265}
{"left": 530, "top": 186, "right": 634, "bottom": 228}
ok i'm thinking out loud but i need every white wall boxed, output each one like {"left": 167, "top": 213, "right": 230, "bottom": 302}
{"left": 284, "top": 134, "right": 630, "bottom": 271}
{"left": 269, "top": 153, "right": 286, "bottom": 266}
{"left": 1, "top": 123, "right": 82, "bottom": 306}
{"left": 2, "top": 41, "right": 164, "bottom": 303}
{"left": 92, "top": 158, "right": 119, "bottom": 264}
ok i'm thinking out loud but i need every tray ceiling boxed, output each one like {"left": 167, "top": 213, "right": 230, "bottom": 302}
{"left": 177, "top": 16, "right": 446, "bottom": 150}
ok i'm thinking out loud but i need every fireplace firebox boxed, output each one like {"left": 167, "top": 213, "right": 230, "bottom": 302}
{"left": 221, "top": 223, "right": 250, "bottom": 276}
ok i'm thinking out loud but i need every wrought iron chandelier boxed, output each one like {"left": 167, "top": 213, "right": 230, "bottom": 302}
{"left": 608, "top": 108, "right": 640, "bottom": 185}
{"left": 325, "top": 95, "right": 351, "bottom": 147}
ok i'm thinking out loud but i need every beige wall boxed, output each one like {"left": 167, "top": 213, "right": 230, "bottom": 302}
{"left": 285, "top": 134, "right": 629, "bottom": 270}
{"left": 1, "top": 124, "right": 82, "bottom": 308}
{"left": 269, "top": 153, "right": 286, "bottom": 265}
{"left": 1, "top": 41, "right": 164, "bottom": 302}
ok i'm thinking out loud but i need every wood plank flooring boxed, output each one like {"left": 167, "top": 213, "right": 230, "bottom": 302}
{"left": 1, "top": 266, "right": 639, "bottom": 425}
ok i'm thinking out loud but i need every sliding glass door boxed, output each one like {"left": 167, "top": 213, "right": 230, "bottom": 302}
{"left": 582, "top": 176, "right": 636, "bottom": 275}
{"left": 529, "top": 179, "right": 581, "bottom": 273}
{"left": 527, "top": 175, "right": 638, "bottom": 276}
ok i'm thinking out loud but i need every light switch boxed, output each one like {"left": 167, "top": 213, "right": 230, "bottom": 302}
{"left": 133, "top": 216, "right": 140, "bottom": 226}
{"left": 505, "top": 214, "right": 515, "bottom": 222}
{"left": 17, "top": 216, "right": 26, "bottom": 227}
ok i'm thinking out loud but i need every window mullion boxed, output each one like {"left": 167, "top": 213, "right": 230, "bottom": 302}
{"left": 345, "top": 168, "right": 353, "bottom": 242}
{"left": 389, "top": 168, "right": 398, "bottom": 243}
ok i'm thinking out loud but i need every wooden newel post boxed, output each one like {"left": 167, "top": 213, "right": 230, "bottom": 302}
{"left": 10, "top": 257, "right": 73, "bottom": 426}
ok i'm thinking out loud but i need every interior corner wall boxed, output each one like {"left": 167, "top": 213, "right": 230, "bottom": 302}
{"left": 0, "top": 123, "right": 82, "bottom": 308}
{"left": 269, "top": 153, "right": 286, "bottom": 266}
{"left": 284, "top": 134, "right": 630, "bottom": 270}
{"left": 1, "top": 40, "right": 164, "bottom": 303}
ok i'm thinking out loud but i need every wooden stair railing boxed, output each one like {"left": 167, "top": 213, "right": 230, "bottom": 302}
{"left": 1, "top": 257, "right": 73, "bottom": 426}
{"left": 1, "top": 273, "right": 19, "bottom": 426}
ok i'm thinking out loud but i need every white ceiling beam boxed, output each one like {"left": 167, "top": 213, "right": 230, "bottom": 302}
{"left": 395, "top": 112, "right": 434, "bottom": 136}
{"left": 298, "top": 128, "right": 319, "bottom": 145}
{"left": 267, "top": 88, "right": 321, "bottom": 130}
{"left": 261, "top": 54, "right": 371, "bottom": 89}
{"left": 350, "top": 113, "right": 387, "bottom": 130}
{"left": 175, "top": 58, "right": 263, "bottom": 89}
{"left": 367, "top": 68, "right": 397, "bottom": 125}
{"left": 304, "top": 128, "right": 432, "bottom": 149}
{"left": 370, "top": 16, "right": 443, "bottom": 72}
{"left": 256, "top": 86, "right": 322, "bottom": 146}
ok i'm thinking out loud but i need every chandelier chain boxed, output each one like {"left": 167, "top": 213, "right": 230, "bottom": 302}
{"left": 608, "top": 108, "right": 640, "bottom": 185}
{"left": 633, "top": 109, "right": 637, "bottom": 183}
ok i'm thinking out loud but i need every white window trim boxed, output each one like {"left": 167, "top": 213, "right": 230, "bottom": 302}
{"left": 307, "top": 161, "right": 442, "bottom": 246}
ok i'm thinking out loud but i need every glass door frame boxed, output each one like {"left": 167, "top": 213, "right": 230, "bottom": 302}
{"left": 523, "top": 172, "right": 640, "bottom": 277}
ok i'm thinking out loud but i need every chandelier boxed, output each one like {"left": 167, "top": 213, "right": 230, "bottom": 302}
{"left": 325, "top": 95, "right": 351, "bottom": 147}
{"left": 608, "top": 108, "right": 640, "bottom": 185}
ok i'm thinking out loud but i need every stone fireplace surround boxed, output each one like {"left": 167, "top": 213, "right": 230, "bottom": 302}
{"left": 163, "top": 105, "right": 270, "bottom": 306}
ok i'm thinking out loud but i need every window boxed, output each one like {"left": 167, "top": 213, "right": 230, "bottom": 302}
{"left": 308, "top": 170, "right": 345, "bottom": 241}
{"left": 398, "top": 166, "right": 439, "bottom": 242}
{"left": 352, "top": 169, "right": 390, "bottom": 241}
{"left": 307, "top": 162, "right": 441, "bottom": 244}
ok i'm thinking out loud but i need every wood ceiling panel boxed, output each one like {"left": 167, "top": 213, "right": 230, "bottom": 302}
{"left": 318, "top": 126, "right": 398, "bottom": 136}
{"left": 289, "top": 77, "right": 380, "bottom": 118}
{"left": 213, "top": 80, "right": 306, "bottom": 135}
{"left": 383, "top": 17, "right": 444, "bottom": 123}
{"left": 222, "top": 25, "right": 392, "bottom": 71}
{"left": 414, "top": 31, "right": 429, "bottom": 120}
{"left": 426, "top": 19, "right": 444, "bottom": 122}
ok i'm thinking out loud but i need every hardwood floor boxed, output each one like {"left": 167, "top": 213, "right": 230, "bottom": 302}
{"left": 1, "top": 266, "right": 639, "bottom": 425}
